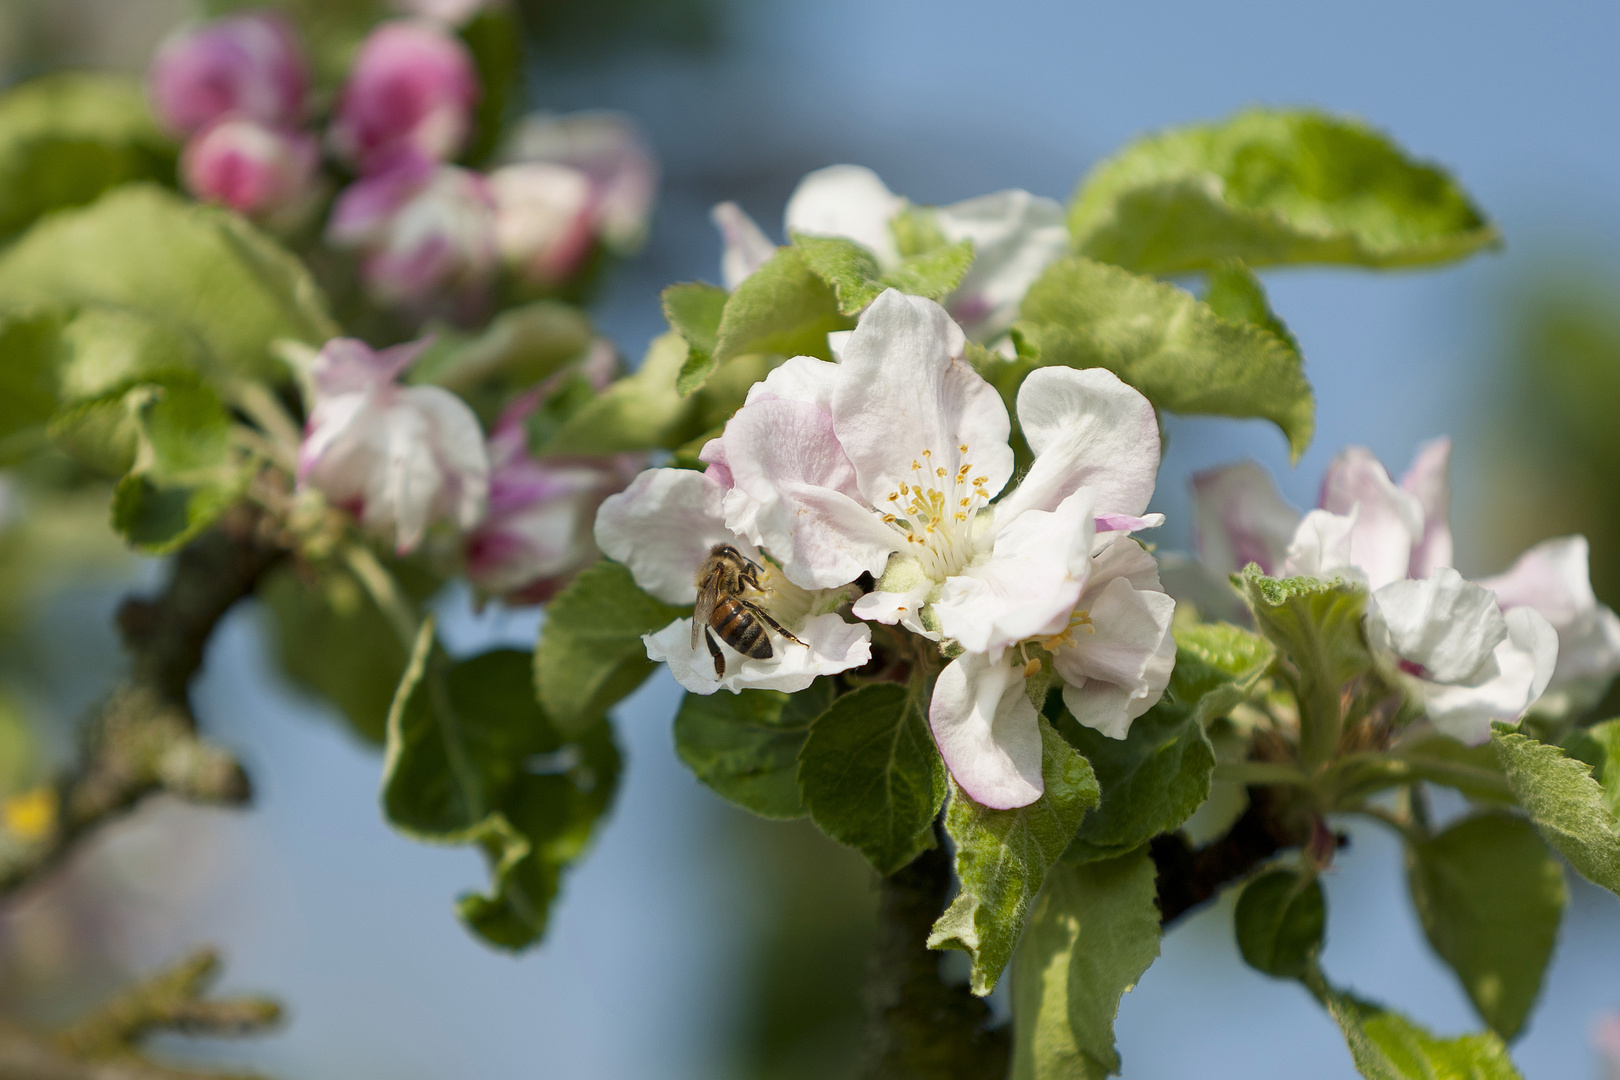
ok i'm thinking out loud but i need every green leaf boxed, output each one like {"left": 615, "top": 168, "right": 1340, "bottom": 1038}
{"left": 259, "top": 564, "right": 411, "bottom": 745}
{"left": 1580, "top": 717, "right": 1620, "bottom": 815}
{"left": 929, "top": 717, "right": 1101, "bottom": 995}
{"left": 797, "top": 681, "right": 947, "bottom": 875}
{"left": 794, "top": 234, "right": 975, "bottom": 316}
{"left": 0, "top": 73, "right": 175, "bottom": 242}
{"left": 1016, "top": 256, "right": 1314, "bottom": 460}
{"left": 0, "top": 185, "right": 336, "bottom": 383}
{"left": 458, "top": 8, "right": 524, "bottom": 168}
{"left": 1235, "top": 867, "right": 1324, "bottom": 978}
{"left": 382, "top": 628, "right": 621, "bottom": 950}
{"left": 0, "top": 310, "right": 65, "bottom": 451}
{"left": 1203, "top": 258, "right": 1302, "bottom": 355}
{"left": 1491, "top": 728, "right": 1620, "bottom": 897}
{"left": 1240, "top": 568, "right": 1374, "bottom": 768}
{"left": 713, "top": 246, "right": 852, "bottom": 363}
{"left": 1009, "top": 851, "right": 1161, "bottom": 1080}
{"left": 1323, "top": 987, "right": 1523, "bottom": 1080}
{"left": 1061, "top": 621, "right": 1269, "bottom": 863}
{"left": 1068, "top": 108, "right": 1497, "bottom": 275}
{"left": 662, "top": 282, "right": 729, "bottom": 395}
{"left": 674, "top": 679, "right": 836, "bottom": 819}
{"left": 536, "top": 560, "right": 686, "bottom": 734}
{"left": 538, "top": 330, "right": 699, "bottom": 455}
{"left": 411, "top": 300, "right": 595, "bottom": 399}
{"left": 1406, "top": 813, "right": 1564, "bottom": 1040}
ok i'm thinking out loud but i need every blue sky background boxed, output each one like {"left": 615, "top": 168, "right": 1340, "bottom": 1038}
{"left": 21, "top": 1, "right": 1620, "bottom": 1077}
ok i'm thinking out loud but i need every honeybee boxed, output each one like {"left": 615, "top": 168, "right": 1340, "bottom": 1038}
{"left": 693, "top": 544, "right": 806, "bottom": 678}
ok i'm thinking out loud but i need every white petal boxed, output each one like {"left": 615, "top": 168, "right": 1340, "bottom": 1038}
{"left": 994, "top": 366, "right": 1160, "bottom": 526}
{"left": 742, "top": 353, "right": 842, "bottom": 412}
{"left": 1401, "top": 437, "right": 1453, "bottom": 579}
{"left": 831, "top": 290, "right": 1014, "bottom": 509}
{"left": 645, "top": 612, "right": 870, "bottom": 695}
{"left": 1192, "top": 460, "right": 1301, "bottom": 576}
{"left": 401, "top": 384, "right": 491, "bottom": 531}
{"left": 933, "top": 489, "right": 1095, "bottom": 655}
{"left": 1423, "top": 606, "right": 1559, "bottom": 744}
{"left": 1369, "top": 568, "right": 1508, "bottom": 684}
{"left": 1282, "top": 509, "right": 1360, "bottom": 582}
{"left": 1318, "top": 446, "right": 1425, "bottom": 590}
{"left": 1054, "top": 574, "right": 1177, "bottom": 739}
{"left": 935, "top": 189, "right": 1068, "bottom": 343}
{"left": 1481, "top": 535, "right": 1599, "bottom": 628}
{"left": 929, "top": 652, "right": 1043, "bottom": 809}
{"left": 711, "top": 200, "right": 777, "bottom": 290}
{"left": 594, "top": 468, "right": 743, "bottom": 605}
{"left": 826, "top": 329, "right": 852, "bottom": 361}
{"left": 851, "top": 554, "right": 935, "bottom": 637}
{"left": 783, "top": 164, "right": 903, "bottom": 267}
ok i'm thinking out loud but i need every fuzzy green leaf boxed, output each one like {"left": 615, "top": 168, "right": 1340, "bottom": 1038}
{"left": 674, "top": 680, "right": 836, "bottom": 819}
{"left": 383, "top": 631, "right": 621, "bottom": 950}
{"left": 929, "top": 718, "right": 1101, "bottom": 995}
{"left": 1323, "top": 988, "right": 1523, "bottom": 1080}
{"left": 713, "top": 246, "right": 852, "bottom": 363}
{"left": 1406, "top": 813, "right": 1564, "bottom": 1040}
{"left": 538, "top": 330, "right": 698, "bottom": 455}
{"left": 794, "top": 233, "right": 975, "bottom": 316}
{"left": 411, "top": 300, "right": 595, "bottom": 401}
{"left": 1016, "top": 256, "right": 1314, "bottom": 460}
{"left": 1492, "top": 728, "right": 1620, "bottom": 897}
{"left": 797, "top": 681, "right": 947, "bottom": 875}
{"left": 0, "top": 310, "right": 65, "bottom": 452}
{"left": 536, "top": 560, "right": 685, "bottom": 735}
{"left": 1009, "top": 851, "right": 1161, "bottom": 1080}
{"left": 662, "top": 281, "right": 729, "bottom": 395}
{"left": 1236, "top": 868, "right": 1325, "bottom": 978}
{"left": 1203, "top": 258, "right": 1302, "bottom": 354}
{"left": 1069, "top": 108, "right": 1497, "bottom": 275}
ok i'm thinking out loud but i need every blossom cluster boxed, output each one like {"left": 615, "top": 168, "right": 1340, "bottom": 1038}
{"left": 148, "top": 8, "right": 657, "bottom": 313}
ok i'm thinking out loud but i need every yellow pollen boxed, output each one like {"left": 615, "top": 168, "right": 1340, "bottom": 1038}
{"left": 959, "top": 498, "right": 970, "bottom": 507}
{"left": 936, "top": 467, "right": 946, "bottom": 478}
{"left": 3, "top": 786, "right": 56, "bottom": 843}
{"left": 899, "top": 483, "right": 910, "bottom": 495}
{"left": 973, "top": 476, "right": 988, "bottom": 485}
{"left": 882, "top": 514, "right": 897, "bottom": 523}
{"left": 888, "top": 492, "right": 899, "bottom": 501}
{"left": 959, "top": 443, "right": 969, "bottom": 453}
{"left": 922, "top": 449, "right": 932, "bottom": 457}
{"left": 954, "top": 512, "right": 967, "bottom": 521}
{"left": 1022, "top": 657, "right": 1042, "bottom": 679}
{"left": 912, "top": 460, "right": 922, "bottom": 471}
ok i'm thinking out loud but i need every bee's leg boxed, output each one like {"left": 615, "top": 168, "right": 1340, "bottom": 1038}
{"left": 752, "top": 606, "right": 807, "bottom": 648}
{"left": 704, "top": 626, "right": 727, "bottom": 678}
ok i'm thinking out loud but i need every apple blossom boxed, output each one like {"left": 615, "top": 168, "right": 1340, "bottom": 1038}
{"left": 181, "top": 117, "right": 319, "bottom": 217}
{"left": 329, "top": 20, "right": 479, "bottom": 174}
{"left": 719, "top": 165, "right": 1068, "bottom": 344}
{"left": 298, "top": 337, "right": 489, "bottom": 554}
{"left": 594, "top": 468, "right": 871, "bottom": 696}
{"left": 501, "top": 112, "right": 659, "bottom": 256}
{"left": 327, "top": 161, "right": 498, "bottom": 308}
{"left": 487, "top": 163, "right": 596, "bottom": 287}
{"left": 465, "top": 387, "right": 642, "bottom": 602}
{"left": 147, "top": 12, "right": 308, "bottom": 136}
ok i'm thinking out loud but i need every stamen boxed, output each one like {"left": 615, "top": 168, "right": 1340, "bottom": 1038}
{"left": 958, "top": 443, "right": 968, "bottom": 453}
{"left": 1022, "top": 657, "right": 1041, "bottom": 679}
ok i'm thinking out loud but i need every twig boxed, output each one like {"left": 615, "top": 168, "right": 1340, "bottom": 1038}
{"left": 1151, "top": 787, "right": 1304, "bottom": 927}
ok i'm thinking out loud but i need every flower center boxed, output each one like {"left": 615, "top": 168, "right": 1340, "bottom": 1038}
{"left": 1038, "top": 609, "right": 1095, "bottom": 652}
{"left": 878, "top": 444, "right": 992, "bottom": 581}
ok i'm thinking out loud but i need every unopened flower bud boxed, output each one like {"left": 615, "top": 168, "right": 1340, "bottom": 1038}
{"left": 503, "top": 111, "right": 658, "bottom": 256}
{"left": 488, "top": 162, "right": 595, "bottom": 286}
{"left": 329, "top": 20, "right": 479, "bottom": 174}
{"left": 182, "top": 117, "right": 318, "bottom": 216}
{"left": 148, "top": 12, "right": 308, "bottom": 135}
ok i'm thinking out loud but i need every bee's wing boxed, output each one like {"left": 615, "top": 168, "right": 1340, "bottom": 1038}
{"left": 692, "top": 571, "right": 719, "bottom": 651}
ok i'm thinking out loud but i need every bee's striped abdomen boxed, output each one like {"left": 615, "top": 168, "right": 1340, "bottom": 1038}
{"left": 712, "top": 599, "right": 773, "bottom": 659}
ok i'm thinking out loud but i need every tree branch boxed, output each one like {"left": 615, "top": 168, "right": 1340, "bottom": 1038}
{"left": 0, "top": 508, "right": 286, "bottom": 897}
{"left": 1150, "top": 788, "right": 1302, "bottom": 927}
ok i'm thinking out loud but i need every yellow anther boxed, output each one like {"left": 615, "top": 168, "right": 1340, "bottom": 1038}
{"left": 936, "top": 467, "right": 946, "bottom": 478}
{"left": 3, "top": 786, "right": 57, "bottom": 843}
{"left": 973, "top": 476, "right": 988, "bottom": 485}
{"left": 912, "top": 460, "right": 922, "bottom": 471}
{"left": 959, "top": 443, "right": 969, "bottom": 453}
{"left": 922, "top": 449, "right": 932, "bottom": 457}
{"left": 954, "top": 512, "right": 967, "bottom": 522}
{"left": 882, "top": 514, "right": 897, "bottom": 523}
{"left": 888, "top": 492, "right": 900, "bottom": 501}
{"left": 1022, "top": 657, "right": 1042, "bottom": 679}
{"left": 959, "top": 498, "right": 970, "bottom": 507}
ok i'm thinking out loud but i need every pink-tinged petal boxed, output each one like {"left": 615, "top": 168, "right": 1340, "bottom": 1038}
{"left": 594, "top": 468, "right": 742, "bottom": 605}
{"left": 400, "top": 385, "right": 490, "bottom": 530}
{"left": 1055, "top": 576, "right": 1176, "bottom": 740}
{"left": 1318, "top": 446, "right": 1425, "bottom": 590}
{"left": 930, "top": 652, "right": 1044, "bottom": 809}
{"left": 742, "top": 354, "right": 841, "bottom": 412}
{"left": 148, "top": 12, "right": 308, "bottom": 135}
{"left": 1370, "top": 568, "right": 1508, "bottom": 685}
{"left": 646, "top": 612, "right": 870, "bottom": 696}
{"left": 330, "top": 19, "right": 479, "bottom": 174}
{"left": 933, "top": 489, "right": 1096, "bottom": 655}
{"left": 329, "top": 165, "right": 497, "bottom": 307}
{"left": 935, "top": 189, "right": 1068, "bottom": 343}
{"left": 309, "top": 336, "right": 432, "bottom": 397}
{"left": 327, "top": 157, "right": 437, "bottom": 242}
{"left": 1095, "top": 512, "right": 1164, "bottom": 534}
{"left": 1421, "top": 606, "right": 1559, "bottom": 744}
{"left": 391, "top": 0, "right": 493, "bottom": 26}
{"left": 719, "top": 396, "right": 896, "bottom": 589}
{"left": 1281, "top": 509, "right": 1359, "bottom": 581}
{"left": 1192, "top": 461, "right": 1300, "bottom": 576}
{"left": 181, "top": 118, "right": 318, "bottom": 217}
{"left": 503, "top": 111, "right": 658, "bottom": 254}
{"left": 489, "top": 162, "right": 596, "bottom": 285}
{"left": 832, "top": 291, "right": 1013, "bottom": 511}
{"left": 698, "top": 437, "right": 733, "bottom": 489}
{"left": 712, "top": 201, "right": 776, "bottom": 291}
{"left": 783, "top": 164, "right": 903, "bottom": 267}
{"left": 995, "top": 366, "right": 1159, "bottom": 527}
{"left": 1401, "top": 437, "right": 1454, "bottom": 579}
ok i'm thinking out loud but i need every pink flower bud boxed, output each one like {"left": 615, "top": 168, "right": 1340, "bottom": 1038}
{"left": 503, "top": 111, "right": 659, "bottom": 256}
{"left": 148, "top": 12, "right": 309, "bottom": 135}
{"left": 299, "top": 337, "right": 489, "bottom": 554}
{"left": 328, "top": 161, "right": 497, "bottom": 308}
{"left": 329, "top": 20, "right": 479, "bottom": 175}
{"left": 488, "top": 162, "right": 595, "bottom": 286}
{"left": 465, "top": 384, "right": 642, "bottom": 600}
{"left": 181, "top": 117, "right": 319, "bottom": 216}
{"left": 390, "top": 0, "right": 496, "bottom": 26}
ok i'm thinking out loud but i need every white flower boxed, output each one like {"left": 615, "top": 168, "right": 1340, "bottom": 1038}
{"left": 298, "top": 338, "right": 489, "bottom": 554}
{"left": 593, "top": 468, "right": 871, "bottom": 696}
{"left": 717, "top": 165, "right": 1068, "bottom": 344}
{"left": 502, "top": 111, "right": 659, "bottom": 255}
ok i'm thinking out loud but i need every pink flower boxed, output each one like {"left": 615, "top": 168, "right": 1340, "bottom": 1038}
{"left": 488, "top": 162, "right": 597, "bottom": 286}
{"left": 148, "top": 12, "right": 308, "bottom": 136}
{"left": 181, "top": 117, "right": 318, "bottom": 217}
{"left": 329, "top": 20, "right": 479, "bottom": 175}
{"left": 503, "top": 112, "right": 659, "bottom": 256}
{"left": 327, "top": 161, "right": 497, "bottom": 309}
{"left": 465, "top": 387, "right": 643, "bottom": 602}
{"left": 298, "top": 338, "right": 489, "bottom": 554}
